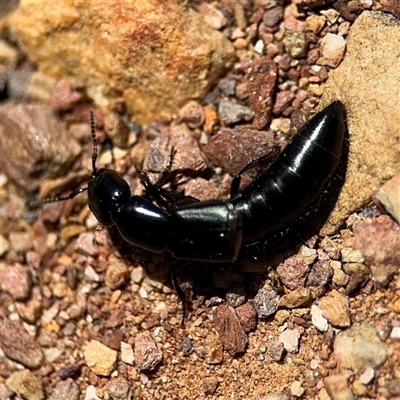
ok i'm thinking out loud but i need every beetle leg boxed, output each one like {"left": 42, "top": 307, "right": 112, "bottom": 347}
{"left": 230, "top": 147, "right": 280, "bottom": 196}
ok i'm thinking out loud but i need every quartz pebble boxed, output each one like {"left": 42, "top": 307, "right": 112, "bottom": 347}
{"left": 279, "top": 328, "right": 301, "bottom": 353}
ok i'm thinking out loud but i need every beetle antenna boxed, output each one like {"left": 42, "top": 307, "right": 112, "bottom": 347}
{"left": 90, "top": 110, "right": 98, "bottom": 174}
{"left": 26, "top": 186, "right": 89, "bottom": 209}
{"left": 26, "top": 111, "right": 97, "bottom": 209}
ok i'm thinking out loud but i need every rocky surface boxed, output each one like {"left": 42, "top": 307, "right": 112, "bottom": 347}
{"left": 1, "top": 2, "right": 399, "bottom": 400}
{"left": 321, "top": 10, "right": 400, "bottom": 235}
{"left": 6, "top": 0, "right": 235, "bottom": 124}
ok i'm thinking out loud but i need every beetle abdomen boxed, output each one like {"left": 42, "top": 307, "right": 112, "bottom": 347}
{"left": 230, "top": 100, "right": 346, "bottom": 242}
{"left": 169, "top": 200, "right": 243, "bottom": 262}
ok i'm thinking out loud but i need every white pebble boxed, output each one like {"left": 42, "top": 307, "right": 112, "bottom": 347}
{"left": 321, "top": 33, "right": 346, "bottom": 66}
{"left": 390, "top": 326, "right": 400, "bottom": 340}
{"left": 311, "top": 305, "right": 329, "bottom": 332}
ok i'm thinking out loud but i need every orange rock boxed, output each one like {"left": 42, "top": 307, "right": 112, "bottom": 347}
{"left": 7, "top": 0, "right": 235, "bottom": 124}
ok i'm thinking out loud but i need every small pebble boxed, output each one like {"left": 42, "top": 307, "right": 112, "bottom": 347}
{"left": 290, "top": 380, "right": 305, "bottom": 397}
{"left": 8, "top": 232, "right": 33, "bottom": 253}
{"left": 181, "top": 337, "right": 193, "bottom": 356}
{"left": 306, "top": 14, "right": 326, "bottom": 34}
{"left": 134, "top": 332, "right": 163, "bottom": 371}
{"left": 279, "top": 328, "right": 301, "bottom": 353}
{"left": 332, "top": 267, "right": 349, "bottom": 287}
{"left": 0, "top": 262, "right": 32, "bottom": 300}
{"left": 376, "top": 172, "right": 400, "bottom": 224}
{"left": 235, "top": 302, "right": 258, "bottom": 333}
{"left": 278, "top": 288, "right": 311, "bottom": 309}
{"left": 178, "top": 100, "right": 205, "bottom": 129}
{"left": 276, "top": 255, "right": 309, "bottom": 290}
{"left": 0, "top": 234, "right": 10, "bottom": 256}
{"left": 6, "top": 370, "right": 44, "bottom": 400}
{"left": 203, "top": 378, "right": 219, "bottom": 395}
{"left": 0, "top": 319, "right": 44, "bottom": 368}
{"left": 318, "top": 290, "right": 351, "bottom": 327}
{"left": 254, "top": 286, "right": 280, "bottom": 318}
{"left": 213, "top": 304, "right": 248, "bottom": 356}
{"left": 311, "top": 305, "right": 329, "bottom": 332}
{"left": 105, "top": 377, "right": 132, "bottom": 399}
{"left": 254, "top": 39, "right": 265, "bottom": 54}
{"left": 84, "top": 386, "right": 101, "bottom": 400}
{"left": 306, "top": 260, "right": 333, "bottom": 287}
{"left": 120, "top": 341, "right": 134, "bottom": 365}
{"left": 204, "top": 335, "right": 223, "bottom": 365}
{"left": 321, "top": 33, "right": 346, "bottom": 67}
{"left": 359, "top": 366, "right": 375, "bottom": 385}
{"left": 199, "top": 3, "right": 227, "bottom": 30}
{"left": 49, "top": 78, "right": 84, "bottom": 112}
{"left": 0, "top": 103, "right": 80, "bottom": 192}
{"left": 47, "top": 379, "right": 80, "bottom": 400}
{"left": 341, "top": 248, "right": 364, "bottom": 263}
{"left": 74, "top": 232, "right": 99, "bottom": 257}
{"left": 267, "top": 340, "right": 285, "bottom": 361}
{"left": 218, "top": 100, "right": 254, "bottom": 125}
{"left": 324, "top": 375, "right": 354, "bottom": 400}
{"left": 105, "top": 257, "right": 129, "bottom": 289}
{"left": 84, "top": 340, "right": 117, "bottom": 376}
{"left": 283, "top": 30, "right": 308, "bottom": 59}
{"left": 352, "top": 216, "right": 400, "bottom": 286}
{"left": 386, "top": 378, "right": 400, "bottom": 395}
{"left": 390, "top": 326, "right": 400, "bottom": 340}
{"left": 263, "top": 6, "right": 284, "bottom": 28}
{"left": 226, "top": 283, "right": 246, "bottom": 308}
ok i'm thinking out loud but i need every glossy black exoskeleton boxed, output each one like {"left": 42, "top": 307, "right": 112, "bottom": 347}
{"left": 31, "top": 101, "right": 347, "bottom": 263}
{"left": 86, "top": 101, "right": 346, "bottom": 262}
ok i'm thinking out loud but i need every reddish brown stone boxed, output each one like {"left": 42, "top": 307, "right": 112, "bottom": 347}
{"left": 0, "top": 103, "right": 80, "bottom": 192}
{"left": 276, "top": 255, "right": 309, "bottom": 290}
{"left": 352, "top": 215, "right": 400, "bottom": 286}
{"left": 203, "top": 127, "right": 276, "bottom": 176}
{"left": 49, "top": 78, "right": 85, "bottom": 112}
{"left": 213, "top": 304, "right": 248, "bottom": 356}
{"left": 0, "top": 318, "right": 44, "bottom": 368}
{"left": 235, "top": 302, "right": 257, "bottom": 333}
{"left": 244, "top": 57, "right": 277, "bottom": 129}
{"left": 134, "top": 332, "right": 162, "bottom": 371}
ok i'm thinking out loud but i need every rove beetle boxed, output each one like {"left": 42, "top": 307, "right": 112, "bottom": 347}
{"left": 32, "top": 100, "right": 347, "bottom": 263}
{"left": 30, "top": 101, "right": 347, "bottom": 321}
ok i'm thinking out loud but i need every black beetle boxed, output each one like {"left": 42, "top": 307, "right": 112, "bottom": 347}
{"left": 30, "top": 101, "right": 346, "bottom": 263}
{"left": 78, "top": 100, "right": 347, "bottom": 262}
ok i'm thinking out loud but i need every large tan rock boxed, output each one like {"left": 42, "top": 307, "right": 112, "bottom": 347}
{"left": 7, "top": 0, "right": 235, "bottom": 124}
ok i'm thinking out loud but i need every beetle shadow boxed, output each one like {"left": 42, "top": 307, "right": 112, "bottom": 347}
{"left": 178, "top": 120, "right": 350, "bottom": 319}
{"left": 106, "top": 118, "right": 350, "bottom": 322}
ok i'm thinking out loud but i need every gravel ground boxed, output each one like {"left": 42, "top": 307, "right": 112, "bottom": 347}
{"left": 1, "top": 1, "right": 400, "bottom": 400}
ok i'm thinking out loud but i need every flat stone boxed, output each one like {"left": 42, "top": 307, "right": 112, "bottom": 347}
{"left": 6, "top": 370, "right": 44, "bottom": 400}
{"left": 334, "top": 323, "right": 387, "bottom": 373}
{"left": 84, "top": 340, "right": 117, "bottom": 376}
{"left": 134, "top": 332, "right": 163, "bottom": 371}
{"left": 318, "top": 290, "right": 351, "bottom": 327}
{"left": 213, "top": 304, "right": 248, "bottom": 356}
{"left": 321, "top": 11, "right": 400, "bottom": 235}
{"left": 0, "top": 318, "right": 44, "bottom": 368}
